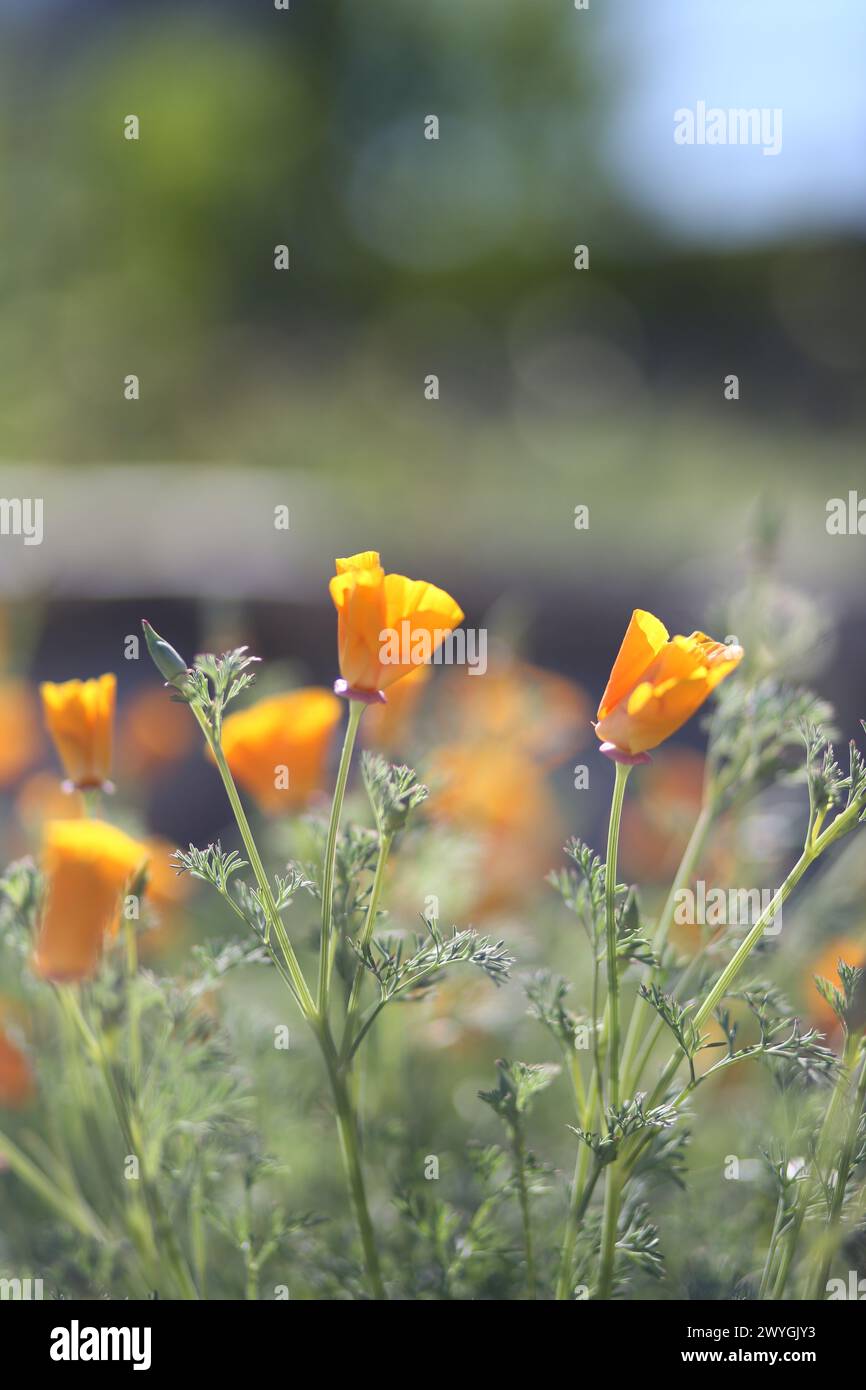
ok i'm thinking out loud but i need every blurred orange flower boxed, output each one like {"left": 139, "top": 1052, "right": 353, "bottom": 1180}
{"left": 428, "top": 743, "right": 561, "bottom": 915}
{"left": 329, "top": 551, "right": 463, "bottom": 697}
{"left": 807, "top": 938, "right": 866, "bottom": 1035}
{"left": 595, "top": 611, "right": 743, "bottom": 758}
{"left": 0, "top": 1027, "right": 34, "bottom": 1109}
{"left": 34, "top": 819, "right": 149, "bottom": 982}
{"left": 448, "top": 659, "right": 589, "bottom": 767}
{"left": 143, "top": 837, "right": 192, "bottom": 912}
{"left": 220, "top": 688, "right": 342, "bottom": 813}
{"left": 0, "top": 679, "right": 42, "bottom": 786}
{"left": 15, "top": 772, "right": 85, "bottom": 832}
{"left": 40, "top": 674, "right": 116, "bottom": 790}
{"left": 363, "top": 663, "right": 431, "bottom": 752}
{"left": 120, "top": 685, "right": 196, "bottom": 777}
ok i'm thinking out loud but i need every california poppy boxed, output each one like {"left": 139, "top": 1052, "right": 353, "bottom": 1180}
{"left": 595, "top": 610, "right": 743, "bottom": 758}
{"left": 40, "top": 674, "right": 116, "bottom": 790}
{"left": 220, "top": 688, "right": 342, "bottom": 813}
{"left": 329, "top": 551, "right": 463, "bottom": 699}
{"left": 34, "top": 819, "right": 149, "bottom": 982}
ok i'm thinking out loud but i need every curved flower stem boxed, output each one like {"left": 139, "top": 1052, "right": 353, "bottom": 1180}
{"left": 192, "top": 706, "right": 316, "bottom": 1020}
{"left": 318, "top": 700, "right": 364, "bottom": 1020}
{"left": 619, "top": 796, "right": 716, "bottom": 1094}
{"left": 620, "top": 844, "right": 820, "bottom": 1197}
{"left": 341, "top": 829, "right": 393, "bottom": 1062}
{"left": 194, "top": 696, "right": 384, "bottom": 1296}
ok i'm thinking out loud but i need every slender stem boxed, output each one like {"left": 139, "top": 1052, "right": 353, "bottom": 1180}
{"left": 604, "top": 761, "right": 631, "bottom": 1110}
{"left": 0, "top": 1127, "right": 108, "bottom": 1243}
{"left": 595, "top": 761, "right": 631, "bottom": 1301}
{"left": 758, "top": 1193, "right": 786, "bottom": 1300}
{"left": 193, "top": 705, "right": 316, "bottom": 1019}
{"left": 555, "top": 1100, "right": 602, "bottom": 1301}
{"left": 620, "top": 797, "right": 716, "bottom": 1094}
{"left": 341, "top": 830, "right": 393, "bottom": 1060}
{"left": 805, "top": 1038, "right": 866, "bottom": 1300}
{"left": 60, "top": 986, "right": 199, "bottom": 1299}
{"left": 193, "top": 696, "right": 383, "bottom": 1298}
{"left": 124, "top": 918, "right": 141, "bottom": 1088}
{"left": 597, "top": 1162, "right": 623, "bottom": 1301}
{"left": 512, "top": 1124, "right": 536, "bottom": 1299}
{"left": 318, "top": 1022, "right": 386, "bottom": 1299}
{"left": 318, "top": 701, "right": 364, "bottom": 1020}
{"left": 650, "top": 847, "right": 815, "bottom": 1116}
{"left": 768, "top": 1039, "right": 854, "bottom": 1300}
{"left": 620, "top": 844, "right": 821, "bottom": 1195}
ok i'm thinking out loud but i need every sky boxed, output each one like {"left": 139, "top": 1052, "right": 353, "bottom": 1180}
{"left": 598, "top": 0, "right": 866, "bottom": 247}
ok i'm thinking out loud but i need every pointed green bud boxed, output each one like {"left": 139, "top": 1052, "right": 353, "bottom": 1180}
{"left": 142, "top": 620, "right": 193, "bottom": 693}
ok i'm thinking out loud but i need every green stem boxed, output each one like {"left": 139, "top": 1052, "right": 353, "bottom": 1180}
{"left": 757, "top": 1193, "right": 786, "bottom": 1300}
{"left": 124, "top": 918, "right": 141, "bottom": 1089}
{"left": 512, "top": 1124, "right": 536, "bottom": 1299}
{"left": 596, "top": 760, "right": 631, "bottom": 1301}
{"left": 555, "top": 1135, "right": 602, "bottom": 1300}
{"left": 805, "top": 1038, "right": 866, "bottom": 1300}
{"left": 620, "top": 796, "right": 716, "bottom": 1093}
{"left": 650, "top": 846, "right": 815, "bottom": 1115}
{"left": 604, "top": 761, "right": 631, "bottom": 1110}
{"left": 318, "top": 1023, "right": 386, "bottom": 1299}
{"left": 341, "top": 830, "right": 393, "bottom": 1060}
{"left": 0, "top": 1127, "right": 108, "bottom": 1243}
{"left": 597, "top": 1163, "right": 622, "bottom": 1301}
{"left": 194, "top": 705, "right": 316, "bottom": 1019}
{"left": 61, "top": 986, "right": 198, "bottom": 1299}
{"left": 318, "top": 701, "right": 364, "bottom": 1020}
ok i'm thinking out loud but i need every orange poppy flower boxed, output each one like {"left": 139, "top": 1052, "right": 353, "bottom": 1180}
{"left": 220, "top": 688, "right": 343, "bottom": 813}
{"left": 595, "top": 610, "right": 743, "bottom": 759}
{"left": 0, "top": 679, "right": 42, "bottom": 786}
{"left": 329, "top": 551, "right": 464, "bottom": 699}
{"left": 0, "top": 1027, "right": 34, "bottom": 1109}
{"left": 40, "top": 674, "right": 116, "bottom": 790}
{"left": 34, "top": 819, "right": 149, "bottom": 982}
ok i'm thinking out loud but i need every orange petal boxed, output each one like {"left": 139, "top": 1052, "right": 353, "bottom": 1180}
{"left": 596, "top": 610, "right": 669, "bottom": 721}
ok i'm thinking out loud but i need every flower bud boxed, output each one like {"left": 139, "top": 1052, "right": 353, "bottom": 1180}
{"left": 141, "top": 621, "right": 193, "bottom": 693}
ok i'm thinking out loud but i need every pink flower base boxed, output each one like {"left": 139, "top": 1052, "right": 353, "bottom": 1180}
{"left": 333, "top": 679, "right": 387, "bottom": 705}
{"left": 597, "top": 742, "right": 652, "bottom": 766}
